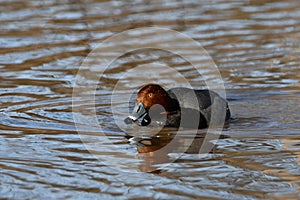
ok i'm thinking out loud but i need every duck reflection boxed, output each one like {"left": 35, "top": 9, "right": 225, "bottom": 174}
{"left": 127, "top": 131, "right": 226, "bottom": 173}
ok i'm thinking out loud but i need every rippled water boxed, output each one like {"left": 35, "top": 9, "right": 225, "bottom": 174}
{"left": 1, "top": 0, "right": 300, "bottom": 199}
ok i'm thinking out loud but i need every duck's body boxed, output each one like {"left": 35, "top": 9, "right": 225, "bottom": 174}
{"left": 125, "top": 84, "right": 230, "bottom": 129}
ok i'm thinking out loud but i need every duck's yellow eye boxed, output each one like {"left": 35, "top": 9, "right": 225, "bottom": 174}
{"left": 148, "top": 93, "right": 153, "bottom": 98}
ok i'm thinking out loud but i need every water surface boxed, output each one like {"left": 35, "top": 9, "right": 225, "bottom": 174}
{"left": 1, "top": 0, "right": 300, "bottom": 199}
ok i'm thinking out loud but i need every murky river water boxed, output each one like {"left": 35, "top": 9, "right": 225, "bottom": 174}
{"left": 1, "top": 0, "right": 300, "bottom": 199}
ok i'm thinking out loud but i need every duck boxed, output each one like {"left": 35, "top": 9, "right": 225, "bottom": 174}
{"left": 124, "top": 84, "right": 231, "bottom": 129}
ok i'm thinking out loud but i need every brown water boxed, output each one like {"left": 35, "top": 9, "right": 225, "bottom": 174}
{"left": 1, "top": 0, "right": 300, "bottom": 199}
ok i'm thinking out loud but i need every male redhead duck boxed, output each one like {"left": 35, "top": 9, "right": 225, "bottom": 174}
{"left": 125, "top": 84, "right": 231, "bottom": 129}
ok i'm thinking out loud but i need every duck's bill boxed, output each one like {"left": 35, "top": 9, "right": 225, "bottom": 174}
{"left": 128, "top": 102, "right": 147, "bottom": 121}
{"left": 124, "top": 102, "right": 151, "bottom": 126}
{"left": 124, "top": 113, "right": 151, "bottom": 126}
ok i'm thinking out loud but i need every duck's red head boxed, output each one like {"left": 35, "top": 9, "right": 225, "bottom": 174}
{"left": 126, "top": 84, "right": 175, "bottom": 125}
{"left": 136, "top": 84, "right": 174, "bottom": 111}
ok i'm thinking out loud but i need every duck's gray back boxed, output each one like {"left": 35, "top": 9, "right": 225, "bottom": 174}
{"left": 167, "top": 87, "right": 230, "bottom": 126}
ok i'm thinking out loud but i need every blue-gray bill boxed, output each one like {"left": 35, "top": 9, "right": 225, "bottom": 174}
{"left": 124, "top": 102, "right": 151, "bottom": 126}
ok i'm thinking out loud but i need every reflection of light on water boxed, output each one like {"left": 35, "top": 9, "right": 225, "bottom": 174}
{"left": 281, "top": 138, "right": 300, "bottom": 165}
{"left": 1, "top": 0, "right": 300, "bottom": 199}
{"left": 277, "top": 138, "right": 300, "bottom": 190}
{"left": 132, "top": 134, "right": 208, "bottom": 172}
{"left": 117, "top": 63, "right": 192, "bottom": 88}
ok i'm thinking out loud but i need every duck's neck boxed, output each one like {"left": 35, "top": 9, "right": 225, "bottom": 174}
{"left": 163, "top": 98, "right": 180, "bottom": 114}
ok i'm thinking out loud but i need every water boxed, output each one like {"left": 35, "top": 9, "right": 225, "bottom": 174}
{"left": 1, "top": 0, "right": 300, "bottom": 199}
